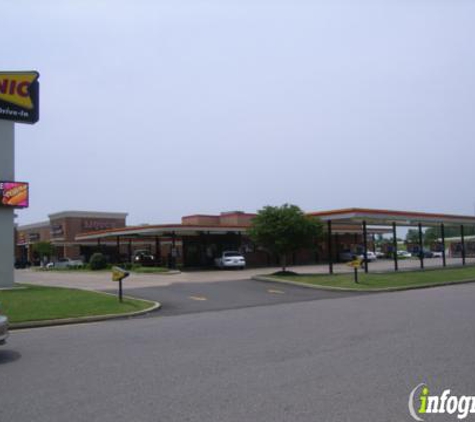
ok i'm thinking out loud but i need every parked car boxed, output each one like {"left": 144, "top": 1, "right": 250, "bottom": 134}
{"left": 432, "top": 251, "right": 443, "bottom": 258}
{"left": 0, "top": 304, "right": 8, "bottom": 345}
{"left": 133, "top": 250, "right": 156, "bottom": 267}
{"left": 375, "top": 251, "right": 385, "bottom": 259}
{"left": 133, "top": 250, "right": 155, "bottom": 267}
{"left": 215, "top": 251, "right": 246, "bottom": 269}
{"left": 411, "top": 249, "right": 434, "bottom": 258}
{"left": 356, "top": 251, "right": 377, "bottom": 262}
{"left": 397, "top": 250, "right": 412, "bottom": 259}
{"left": 422, "top": 250, "right": 434, "bottom": 258}
{"left": 46, "top": 257, "right": 84, "bottom": 269}
{"left": 339, "top": 250, "right": 355, "bottom": 262}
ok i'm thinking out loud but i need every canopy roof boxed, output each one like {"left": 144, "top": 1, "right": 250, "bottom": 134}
{"left": 74, "top": 208, "right": 474, "bottom": 242}
{"left": 75, "top": 222, "right": 389, "bottom": 242}
{"left": 75, "top": 224, "right": 249, "bottom": 241}
{"left": 309, "top": 208, "right": 475, "bottom": 227}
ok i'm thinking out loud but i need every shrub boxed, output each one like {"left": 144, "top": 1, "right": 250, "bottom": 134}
{"left": 89, "top": 253, "right": 107, "bottom": 270}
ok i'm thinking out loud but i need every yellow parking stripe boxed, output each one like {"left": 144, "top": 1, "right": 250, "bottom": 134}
{"left": 188, "top": 296, "right": 207, "bottom": 301}
{"left": 267, "top": 289, "right": 285, "bottom": 294}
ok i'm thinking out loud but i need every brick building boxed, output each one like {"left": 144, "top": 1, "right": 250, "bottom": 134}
{"left": 16, "top": 211, "right": 127, "bottom": 264}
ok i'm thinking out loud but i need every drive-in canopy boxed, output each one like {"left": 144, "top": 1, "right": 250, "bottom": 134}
{"left": 309, "top": 208, "right": 475, "bottom": 274}
{"left": 309, "top": 208, "right": 475, "bottom": 227}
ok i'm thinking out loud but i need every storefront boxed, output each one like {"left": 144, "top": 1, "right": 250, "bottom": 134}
{"left": 17, "top": 207, "right": 475, "bottom": 270}
{"left": 16, "top": 211, "right": 127, "bottom": 264}
{"left": 74, "top": 211, "right": 380, "bottom": 268}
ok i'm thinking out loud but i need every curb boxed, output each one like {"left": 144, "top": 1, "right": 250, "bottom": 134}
{"left": 33, "top": 268, "right": 182, "bottom": 275}
{"left": 9, "top": 296, "right": 161, "bottom": 330}
{"left": 132, "top": 270, "right": 181, "bottom": 276}
{"left": 0, "top": 286, "right": 27, "bottom": 291}
{"left": 252, "top": 275, "right": 475, "bottom": 293}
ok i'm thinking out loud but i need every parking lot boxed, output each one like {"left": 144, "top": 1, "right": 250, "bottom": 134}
{"left": 13, "top": 257, "right": 475, "bottom": 317}
{"left": 116, "top": 279, "right": 367, "bottom": 317}
{"left": 15, "top": 257, "right": 475, "bottom": 290}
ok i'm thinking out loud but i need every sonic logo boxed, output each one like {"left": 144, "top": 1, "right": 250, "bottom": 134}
{"left": 0, "top": 72, "right": 39, "bottom": 110}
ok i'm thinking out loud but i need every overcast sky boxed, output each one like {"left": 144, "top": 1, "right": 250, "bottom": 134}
{"left": 3, "top": 0, "right": 475, "bottom": 226}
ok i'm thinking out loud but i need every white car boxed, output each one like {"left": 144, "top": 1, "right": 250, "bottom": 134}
{"left": 432, "top": 251, "right": 443, "bottom": 258}
{"left": 215, "top": 251, "right": 246, "bottom": 269}
{"left": 357, "top": 251, "right": 377, "bottom": 262}
{"left": 46, "top": 257, "right": 84, "bottom": 269}
{"left": 397, "top": 250, "right": 412, "bottom": 259}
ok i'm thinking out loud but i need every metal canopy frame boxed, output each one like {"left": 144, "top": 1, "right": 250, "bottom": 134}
{"left": 316, "top": 208, "right": 475, "bottom": 274}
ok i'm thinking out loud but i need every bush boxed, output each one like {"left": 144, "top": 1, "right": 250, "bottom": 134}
{"left": 89, "top": 253, "right": 107, "bottom": 270}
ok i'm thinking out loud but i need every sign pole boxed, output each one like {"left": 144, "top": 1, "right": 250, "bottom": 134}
{"left": 112, "top": 266, "right": 129, "bottom": 302}
{"left": 0, "top": 121, "right": 15, "bottom": 288}
{"left": 0, "top": 71, "right": 40, "bottom": 287}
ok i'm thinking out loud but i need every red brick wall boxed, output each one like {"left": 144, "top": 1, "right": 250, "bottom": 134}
{"left": 182, "top": 215, "right": 220, "bottom": 226}
{"left": 219, "top": 212, "right": 256, "bottom": 227}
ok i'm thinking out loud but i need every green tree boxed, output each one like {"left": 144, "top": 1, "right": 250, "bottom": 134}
{"left": 406, "top": 226, "right": 475, "bottom": 247}
{"left": 425, "top": 225, "right": 475, "bottom": 240}
{"left": 423, "top": 227, "right": 439, "bottom": 246}
{"left": 406, "top": 229, "right": 420, "bottom": 244}
{"left": 32, "top": 241, "right": 55, "bottom": 260}
{"left": 248, "top": 204, "right": 323, "bottom": 272}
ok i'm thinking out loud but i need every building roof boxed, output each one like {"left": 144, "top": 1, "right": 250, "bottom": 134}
{"left": 309, "top": 208, "right": 475, "bottom": 227}
{"left": 48, "top": 211, "right": 128, "bottom": 220}
{"left": 17, "top": 221, "right": 50, "bottom": 231}
{"left": 75, "top": 221, "right": 389, "bottom": 242}
{"left": 75, "top": 224, "right": 250, "bottom": 241}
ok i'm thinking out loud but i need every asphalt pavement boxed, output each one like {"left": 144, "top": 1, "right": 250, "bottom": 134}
{"left": 111, "top": 279, "right": 367, "bottom": 316}
{"left": 2, "top": 283, "right": 475, "bottom": 422}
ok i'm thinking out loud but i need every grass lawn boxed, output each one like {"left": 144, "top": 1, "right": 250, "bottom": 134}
{"left": 271, "top": 265, "right": 475, "bottom": 291}
{"left": 0, "top": 284, "right": 154, "bottom": 323}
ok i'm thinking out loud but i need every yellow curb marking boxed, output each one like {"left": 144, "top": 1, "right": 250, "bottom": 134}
{"left": 267, "top": 289, "right": 285, "bottom": 294}
{"left": 188, "top": 296, "right": 207, "bottom": 301}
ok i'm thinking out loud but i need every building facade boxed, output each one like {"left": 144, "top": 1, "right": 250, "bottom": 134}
{"left": 16, "top": 211, "right": 127, "bottom": 265}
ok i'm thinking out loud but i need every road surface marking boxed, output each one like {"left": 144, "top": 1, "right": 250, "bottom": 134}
{"left": 267, "top": 289, "right": 285, "bottom": 294}
{"left": 188, "top": 296, "right": 207, "bottom": 301}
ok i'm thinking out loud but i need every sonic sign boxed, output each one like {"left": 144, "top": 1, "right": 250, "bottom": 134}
{"left": 0, "top": 71, "right": 40, "bottom": 124}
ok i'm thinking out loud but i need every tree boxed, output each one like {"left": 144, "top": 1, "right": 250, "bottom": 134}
{"left": 406, "top": 229, "right": 420, "bottom": 244}
{"left": 32, "top": 241, "right": 55, "bottom": 261}
{"left": 406, "top": 226, "right": 474, "bottom": 247}
{"left": 248, "top": 204, "right": 323, "bottom": 272}
{"left": 425, "top": 225, "right": 475, "bottom": 240}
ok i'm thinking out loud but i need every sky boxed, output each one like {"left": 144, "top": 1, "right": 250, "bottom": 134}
{"left": 3, "top": 0, "right": 475, "bottom": 226}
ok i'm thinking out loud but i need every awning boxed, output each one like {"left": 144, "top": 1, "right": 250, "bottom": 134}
{"left": 309, "top": 208, "right": 475, "bottom": 227}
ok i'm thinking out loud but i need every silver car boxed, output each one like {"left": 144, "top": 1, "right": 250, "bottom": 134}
{"left": 0, "top": 313, "right": 8, "bottom": 345}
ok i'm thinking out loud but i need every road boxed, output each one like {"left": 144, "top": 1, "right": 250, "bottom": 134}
{"left": 2, "top": 282, "right": 475, "bottom": 421}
